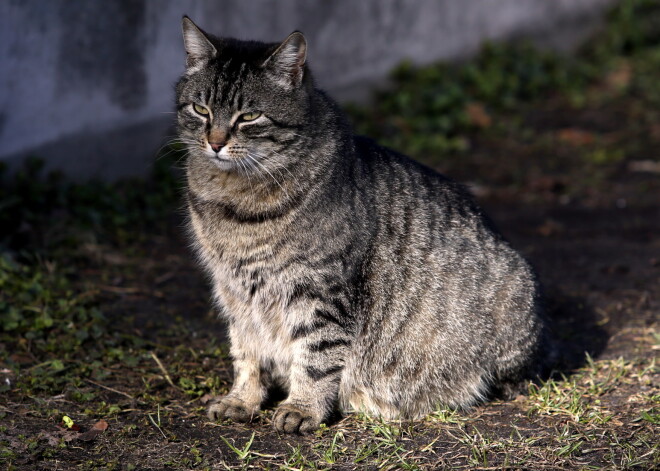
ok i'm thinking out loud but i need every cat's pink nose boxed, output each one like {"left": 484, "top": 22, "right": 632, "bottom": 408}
{"left": 209, "top": 141, "right": 225, "bottom": 152}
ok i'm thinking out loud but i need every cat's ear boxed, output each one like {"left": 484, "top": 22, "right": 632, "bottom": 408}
{"left": 182, "top": 16, "right": 217, "bottom": 69}
{"left": 263, "top": 31, "right": 307, "bottom": 89}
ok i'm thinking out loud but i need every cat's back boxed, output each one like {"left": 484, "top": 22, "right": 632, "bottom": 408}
{"left": 351, "top": 135, "right": 500, "bottom": 247}
{"left": 350, "top": 135, "right": 538, "bottom": 319}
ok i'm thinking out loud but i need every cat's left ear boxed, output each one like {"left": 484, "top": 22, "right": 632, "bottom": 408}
{"left": 182, "top": 16, "right": 217, "bottom": 69}
{"left": 263, "top": 31, "right": 307, "bottom": 89}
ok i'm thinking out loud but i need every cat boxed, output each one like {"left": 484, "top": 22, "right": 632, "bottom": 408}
{"left": 176, "top": 16, "right": 551, "bottom": 434}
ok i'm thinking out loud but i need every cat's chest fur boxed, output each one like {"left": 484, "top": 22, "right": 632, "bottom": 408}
{"left": 189, "top": 204, "right": 300, "bottom": 365}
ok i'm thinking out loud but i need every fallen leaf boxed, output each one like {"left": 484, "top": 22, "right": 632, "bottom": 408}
{"left": 78, "top": 419, "right": 109, "bottom": 442}
{"left": 465, "top": 102, "right": 492, "bottom": 128}
{"left": 557, "top": 128, "right": 596, "bottom": 146}
{"left": 604, "top": 60, "right": 632, "bottom": 90}
{"left": 8, "top": 352, "right": 34, "bottom": 365}
{"left": 62, "top": 430, "right": 81, "bottom": 442}
{"left": 536, "top": 219, "right": 564, "bottom": 237}
{"left": 62, "top": 415, "right": 75, "bottom": 429}
{"left": 93, "top": 419, "right": 109, "bottom": 431}
{"left": 41, "top": 432, "right": 61, "bottom": 447}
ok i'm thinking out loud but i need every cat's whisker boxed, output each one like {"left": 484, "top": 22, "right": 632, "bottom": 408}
{"left": 248, "top": 157, "right": 275, "bottom": 190}
{"left": 249, "top": 151, "right": 296, "bottom": 191}
{"left": 248, "top": 153, "right": 284, "bottom": 188}
{"left": 159, "top": 136, "right": 198, "bottom": 148}
{"left": 271, "top": 166, "right": 287, "bottom": 189}
{"left": 244, "top": 155, "right": 267, "bottom": 184}
{"left": 247, "top": 154, "right": 287, "bottom": 195}
{"left": 264, "top": 150, "right": 296, "bottom": 176}
{"left": 270, "top": 163, "right": 298, "bottom": 192}
{"left": 155, "top": 145, "right": 184, "bottom": 161}
{"left": 154, "top": 140, "right": 183, "bottom": 160}
{"left": 154, "top": 138, "right": 199, "bottom": 161}
{"left": 238, "top": 157, "right": 254, "bottom": 193}
{"left": 257, "top": 150, "right": 303, "bottom": 192}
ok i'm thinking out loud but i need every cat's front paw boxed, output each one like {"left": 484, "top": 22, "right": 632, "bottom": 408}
{"left": 272, "top": 403, "right": 321, "bottom": 434}
{"left": 207, "top": 396, "right": 259, "bottom": 423}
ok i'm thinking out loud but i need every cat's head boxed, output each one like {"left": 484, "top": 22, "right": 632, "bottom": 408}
{"left": 176, "top": 17, "right": 311, "bottom": 173}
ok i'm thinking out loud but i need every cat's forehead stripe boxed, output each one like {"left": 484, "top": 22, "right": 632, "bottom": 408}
{"left": 231, "top": 63, "right": 248, "bottom": 110}
{"left": 236, "top": 91, "right": 244, "bottom": 112}
{"left": 212, "top": 59, "right": 250, "bottom": 111}
{"left": 219, "top": 58, "right": 235, "bottom": 107}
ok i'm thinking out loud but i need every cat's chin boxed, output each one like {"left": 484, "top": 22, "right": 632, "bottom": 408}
{"left": 209, "top": 155, "right": 240, "bottom": 172}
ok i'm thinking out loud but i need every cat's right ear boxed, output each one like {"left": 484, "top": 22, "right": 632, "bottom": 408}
{"left": 182, "top": 16, "right": 217, "bottom": 69}
{"left": 262, "top": 31, "right": 307, "bottom": 89}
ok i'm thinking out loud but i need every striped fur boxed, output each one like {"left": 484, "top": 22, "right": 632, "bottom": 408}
{"left": 177, "top": 18, "right": 550, "bottom": 434}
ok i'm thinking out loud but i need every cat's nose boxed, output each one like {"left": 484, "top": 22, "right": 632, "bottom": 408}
{"left": 209, "top": 141, "right": 225, "bottom": 153}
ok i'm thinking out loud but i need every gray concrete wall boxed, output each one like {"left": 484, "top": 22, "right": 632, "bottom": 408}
{"left": 0, "top": 0, "right": 617, "bottom": 180}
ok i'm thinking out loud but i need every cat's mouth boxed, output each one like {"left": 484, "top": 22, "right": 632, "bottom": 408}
{"left": 207, "top": 152, "right": 245, "bottom": 172}
{"left": 203, "top": 146, "right": 262, "bottom": 173}
{"left": 212, "top": 155, "right": 235, "bottom": 168}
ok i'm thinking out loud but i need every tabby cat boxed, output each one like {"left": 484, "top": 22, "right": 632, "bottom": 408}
{"left": 177, "top": 17, "right": 550, "bottom": 434}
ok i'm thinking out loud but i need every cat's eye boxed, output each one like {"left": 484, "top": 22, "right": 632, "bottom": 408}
{"left": 239, "top": 112, "right": 261, "bottom": 122}
{"left": 193, "top": 103, "right": 209, "bottom": 116}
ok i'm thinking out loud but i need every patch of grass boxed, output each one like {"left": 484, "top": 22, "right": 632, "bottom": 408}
{"left": 313, "top": 430, "right": 346, "bottom": 465}
{"left": 0, "top": 149, "right": 183, "bottom": 255}
{"left": 640, "top": 407, "right": 659, "bottom": 425}
{"left": 281, "top": 444, "right": 318, "bottom": 470}
{"left": 528, "top": 376, "right": 595, "bottom": 423}
{"left": 428, "top": 407, "right": 468, "bottom": 425}
{"left": 0, "top": 254, "right": 116, "bottom": 396}
{"left": 527, "top": 354, "right": 657, "bottom": 425}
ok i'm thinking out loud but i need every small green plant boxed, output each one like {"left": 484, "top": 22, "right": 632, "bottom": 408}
{"left": 640, "top": 408, "right": 659, "bottom": 425}
{"left": 283, "top": 444, "right": 317, "bottom": 469}
{"left": 320, "top": 430, "right": 345, "bottom": 464}
{"left": 428, "top": 407, "right": 466, "bottom": 424}
{"left": 147, "top": 404, "right": 168, "bottom": 440}
{"left": 220, "top": 432, "right": 256, "bottom": 463}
